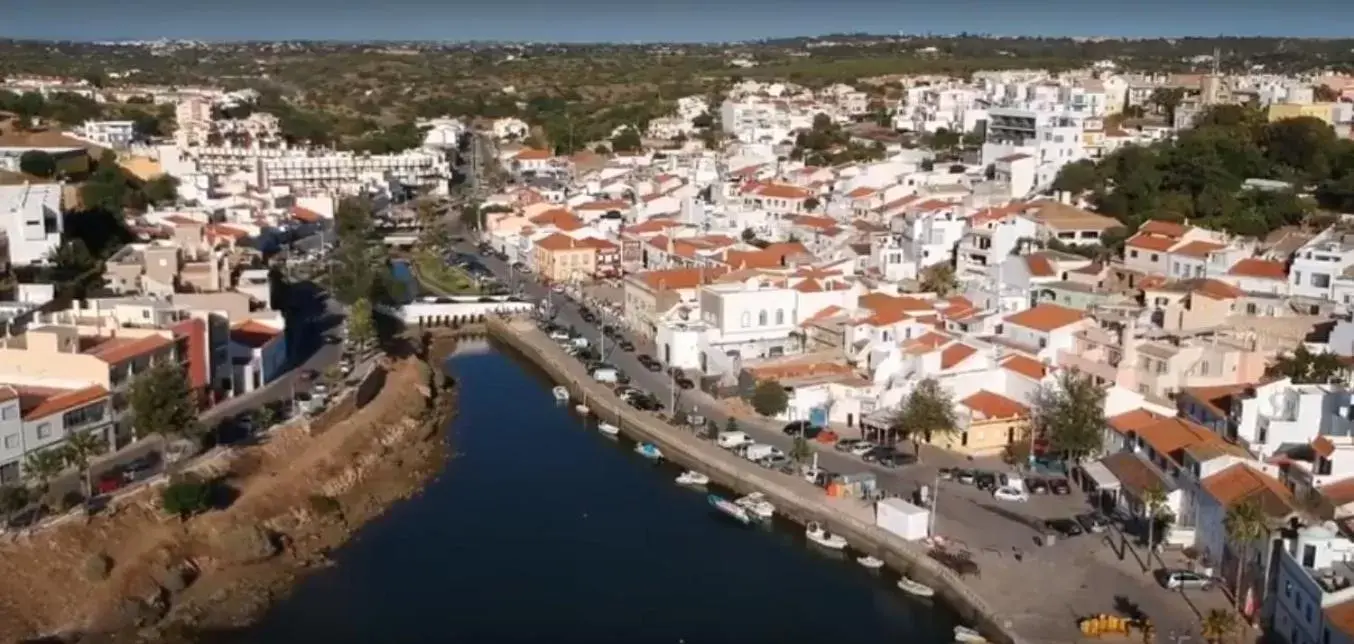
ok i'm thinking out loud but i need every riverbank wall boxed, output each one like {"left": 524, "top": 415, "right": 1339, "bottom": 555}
{"left": 486, "top": 317, "right": 1029, "bottom": 644}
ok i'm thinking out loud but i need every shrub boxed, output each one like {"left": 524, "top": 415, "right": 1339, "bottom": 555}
{"left": 161, "top": 478, "right": 212, "bottom": 519}
{"left": 307, "top": 494, "right": 342, "bottom": 517}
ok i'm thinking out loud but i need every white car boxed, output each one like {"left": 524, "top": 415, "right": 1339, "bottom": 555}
{"left": 849, "top": 441, "right": 877, "bottom": 457}
{"left": 993, "top": 486, "right": 1029, "bottom": 502}
{"left": 552, "top": 284, "right": 566, "bottom": 294}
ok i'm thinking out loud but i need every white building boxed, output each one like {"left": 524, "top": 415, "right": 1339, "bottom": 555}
{"left": 1289, "top": 226, "right": 1354, "bottom": 301}
{"left": 1273, "top": 522, "right": 1354, "bottom": 644}
{"left": 0, "top": 182, "right": 64, "bottom": 266}
{"left": 76, "top": 120, "right": 136, "bottom": 148}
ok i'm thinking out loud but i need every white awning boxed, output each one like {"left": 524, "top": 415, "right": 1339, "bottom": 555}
{"left": 1082, "top": 460, "right": 1121, "bottom": 490}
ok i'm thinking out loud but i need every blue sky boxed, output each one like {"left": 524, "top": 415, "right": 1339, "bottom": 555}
{"left": 0, "top": 0, "right": 1347, "bottom": 42}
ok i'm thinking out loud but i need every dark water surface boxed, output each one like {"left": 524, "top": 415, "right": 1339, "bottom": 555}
{"left": 236, "top": 341, "right": 957, "bottom": 644}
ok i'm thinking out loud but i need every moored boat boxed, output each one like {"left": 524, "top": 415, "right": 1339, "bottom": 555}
{"left": 635, "top": 442, "right": 663, "bottom": 460}
{"left": 953, "top": 626, "right": 986, "bottom": 642}
{"left": 552, "top": 386, "right": 569, "bottom": 402}
{"left": 898, "top": 576, "right": 936, "bottom": 598}
{"left": 575, "top": 404, "right": 591, "bottom": 415}
{"left": 675, "top": 470, "right": 709, "bottom": 486}
{"left": 708, "top": 494, "right": 752, "bottom": 524}
{"left": 597, "top": 422, "right": 620, "bottom": 436}
{"left": 805, "top": 521, "right": 848, "bottom": 550}
{"left": 856, "top": 555, "right": 885, "bottom": 569}
{"left": 734, "top": 492, "right": 775, "bottom": 520}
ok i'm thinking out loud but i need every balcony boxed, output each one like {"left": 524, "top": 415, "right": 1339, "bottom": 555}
{"left": 1057, "top": 345, "right": 1118, "bottom": 384}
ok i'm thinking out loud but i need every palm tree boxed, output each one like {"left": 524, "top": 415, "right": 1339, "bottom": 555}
{"left": 1142, "top": 483, "right": 1168, "bottom": 571}
{"left": 63, "top": 430, "right": 105, "bottom": 498}
{"left": 1224, "top": 499, "right": 1268, "bottom": 610}
{"left": 22, "top": 449, "right": 66, "bottom": 498}
{"left": 1201, "top": 608, "right": 1237, "bottom": 643}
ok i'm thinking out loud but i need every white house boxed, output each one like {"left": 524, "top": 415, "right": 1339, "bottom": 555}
{"left": 0, "top": 181, "right": 64, "bottom": 266}
{"left": 228, "top": 319, "right": 287, "bottom": 395}
{"left": 998, "top": 303, "right": 1089, "bottom": 362}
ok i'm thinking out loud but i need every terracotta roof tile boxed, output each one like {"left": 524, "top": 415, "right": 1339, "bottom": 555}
{"left": 1026, "top": 255, "right": 1056, "bottom": 277}
{"left": 755, "top": 183, "right": 812, "bottom": 200}
{"left": 1000, "top": 354, "right": 1047, "bottom": 380}
{"left": 535, "top": 232, "right": 590, "bottom": 252}
{"left": 960, "top": 390, "right": 1029, "bottom": 420}
{"left": 1192, "top": 278, "right": 1245, "bottom": 300}
{"left": 19, "top": 385, "right": 110, "bottom": 421}
{"left": 529, "top": 208, "right": 585, "bottom": 231}
{"left": 86, "top": 334, "right": 174, "bottom": 365}
{"left": 1324, "top": 601, "right": 1354, "bottom": 640}
{"left": 1003, "top": 303, "right": 1087, "bottom": 333}
{"left": 1139, "top": 220, "right": 1190, "bottom": 238}
{"left": 1126, "top": 234, "right": 1177, "bottom": 252}
{"left": 940, "top": 343, "right": 978, "bottom": 369}
{"left": 1202, "top": 462, "right": 1296, "bottom": 517}
{"left": 1227, "top": 258, "right": 1288, "bottom": 280}
{"left": 1107, "top": 409, "right": 1168, "bottom": 435}
{"left": 633, "top": 267, "right": 727, "bottom": 291}
{"left": 1172, "top": 240, "right": 1226, "bottom": 258}
{"left": 290, "top": 206, "right": 323, "bottom": 223}
{"left": 230, "top": 320, "right": 282, "bottom": 349}
{"left": 514, "top": 148, "right": 553, "bottom": 160}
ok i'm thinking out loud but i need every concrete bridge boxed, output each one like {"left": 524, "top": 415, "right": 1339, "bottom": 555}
{"left": 378, "top": 296, "right": 536, "bottom": 327}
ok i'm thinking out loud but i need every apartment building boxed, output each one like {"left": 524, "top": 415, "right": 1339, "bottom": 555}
{"left": 0, "top": 181, "right": 64, "bottom": 266}
{"left": 1272, "top": 522, "right": 1354, "bottom": 644}
{"left": 996, "top": 303, "right": 1089, "bottom": 361}
{"left": 157, "top": 145, "right": 451, "bottom": 192}
{"left": 1290, "top": 227, "right": 1354, "bottom": 301}
{"left": 229, "top": 319, "right": 286, "bottom": 394}
{"left": 623, "top": 267, "right": 728, "bottom": 338}
{"left": 75, "top": 120, "right": 136, "bottom": 148}
{"left": 0, "top": 384, "right": 113, "bottom": 484}
{"left": 104, "top": 239, "right": 233, "bottom": 296}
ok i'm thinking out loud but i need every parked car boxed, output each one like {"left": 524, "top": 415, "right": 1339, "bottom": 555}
{"left": 877, "top": 452, "right": 914, "bottom": 468}
{"left": 1077, "top": 512, "right": 1109, "bottom": 533}
{"left": 1046, "top": 518, "right": 1084, "bottom": 537}
{"left": 1027, "top": 478, "right": 1049, "bottom": 494}
{"left": 96, "top": 472, "right": 126, "bottom": 495}
{"left": 1050, "top": 478, "right": 1072, "bottom": 495}
{"left": 674, "top": 376, "right": 695, "bottom": 390}
{"left": 782, "top": 421, "right": 821, "bottom": 439}
{"left": 975, "top": 472, "right": 998, "bottom": 491}
{"left": 955, "top": 469, "right": 976, "bottom": 485}
{"left": 761, "top": 454, "right": 792, "bottom": 470}
{"left": 938, "top": 467, "right": 955, "bottom": 480}
{"left": 993, "top": 486, "right": 1029, "bottom": 502}
{"left": 618, "top": 339, "right": 635, "bottom": 352}
{"left": 637, "top": 355, "right": 662, "bottom": 372}
{"left": 1161, "top": 570, "right": 1213, "bottom": 591}
{"left": 863, "top": 446, "right": 899, "bottom": 463}
{"left": 848, "top": 441, "right": 876, "bottom": 457}
{"left": 122, "top": 453, "right": 161, "bottom": 482}
{"left": 835, "top": 439, "right": 862, "bottom": 453}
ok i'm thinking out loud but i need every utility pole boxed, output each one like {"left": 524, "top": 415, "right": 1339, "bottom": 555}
{"left": 669, "top": 369, "right": 677, "bottom": 417}
{"left": 928, "top": 470, "right": 940, "bottom": 537}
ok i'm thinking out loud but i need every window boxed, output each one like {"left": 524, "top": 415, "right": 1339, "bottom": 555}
{"left": 0, "top": 406, "right": 14, "bottom": 421}
{"left": 3, "top": 434, "right": 16, "bottom": 449}
{"left": 775, "top": 309, "right": 785, "bottom": 325}
{"left": 1150, "top": 253, "right": 1159, "bottom": 262}
{"left": 1130, "top": 250, "right": 1139, "bottom": 258}
{"left": 1303, "top": 544, "right": 1318, "bottom": 568}
{"left": 35, "top": 423, "right": 51, "bottom": 440}
{"left": 758, "top": 310, "right": 768, "bottom": 326}
{"left": 1313, "top": 273, "right": 1331, "bottom": 288}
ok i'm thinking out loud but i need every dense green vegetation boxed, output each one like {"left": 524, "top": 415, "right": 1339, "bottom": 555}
{"left": 1052, "top": 105, "right": 1354, "bottom": 241}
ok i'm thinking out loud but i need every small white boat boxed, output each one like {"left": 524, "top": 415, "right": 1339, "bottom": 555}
{"left": 897, "top": 576, "right": 936, "bottom": 598}
{"left": 551, "top": 386, "right": 569, "bottom": 402}
{"left": 676, "top": 470, "right": 709, "bottom": 486}
{"left": 856, "top": 555, "right": 885, "bottom": 569}
{"left": 635, "top": 442, "right": 663, "bottom": 460}
{"left": 575, "top": 404, "right": 591, "bottom": 415}
{"left": 953, "top": 626, "right": 986, "bottom": 643}
{"left": 735, "top": 492, "right": 775, "bottom": 520}
{"left": 597, "top": 422, "right": 620, "bottom": 436}
{"left": 805, "top": 521, "right": 848, "bottom": 550}
{"left": 708, "top": 495, "right": 752, "bottom": 524}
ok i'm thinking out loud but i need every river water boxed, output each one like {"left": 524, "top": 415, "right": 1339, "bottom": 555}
{"left": 234, "top": 341, "right": 957, "bottom": 643}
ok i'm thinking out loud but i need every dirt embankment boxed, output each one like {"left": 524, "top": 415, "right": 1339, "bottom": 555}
{"left": 0, "top": 346, "right": 458, "bottom": 644}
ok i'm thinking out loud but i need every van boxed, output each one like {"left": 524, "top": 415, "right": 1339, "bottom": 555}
{"left": 743, "top": 444, "right": 781, "bottom": 462}
{"left": 591, "top": 366, "right": 618, "bottom": 383}
{"left": 716, "top": 431, "right": 751, "bottom": 449}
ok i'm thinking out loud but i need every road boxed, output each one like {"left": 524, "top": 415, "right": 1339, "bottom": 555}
{"left": 454, "top": 239, "right": 1094, "bottom": 555}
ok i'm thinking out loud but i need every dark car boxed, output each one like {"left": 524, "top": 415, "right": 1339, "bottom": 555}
{"left": 675, "top": 377, "right": 695, "bottom": 390}
{"left": 1027, "top": 477, "right": 1049, "bottom": 494}
{"left": 1049, "top": 478, "right": 1072, "bottom": 495}
{"left": 122, "top": 453, "right": 161, "bottom": 482}
{"left": 618, "top": 339, "right": 636, "bottom": 352}
{"left": 862, "top": 446, "right": 897, "bottom": 463}
{"left": 1046, "top": 518, "right": 1084, "bottom": 538}
{"left": 782, "top": 420, "right": 822, "bottom": 438}
{"left": 975, "top": 472, "right": 998, "bottom": 491}
{"left": 614, "top": 371, "right": 632, "bottom": 385}
{"left": 602, "top": 325, "right": 619, "bottom": 338}
{"left": 1077, "top": 512, "right": 1109, "bottom": 533}
{"left": 637, "top": 355, "right": 662, "bottom": 372}
{"left": 580, "top": 312, "right": 597, "bottom": 323}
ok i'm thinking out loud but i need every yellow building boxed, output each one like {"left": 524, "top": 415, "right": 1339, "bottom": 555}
{"left": 1267, "top": 103, "right": 1337, "bottom": 125}
{"left": 532, "top": 232, "right": 596, "bottom": 284}
{"left": 928, "top": 390, "right": 1030, "bottom": 457}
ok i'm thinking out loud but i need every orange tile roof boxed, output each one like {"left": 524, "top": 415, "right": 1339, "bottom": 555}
{"left": 577, "top": 199, "right": 630, "bottom": 211}
{"left": 634, "top": 267, "right": 727, "bottom": 291}
{"left": 1128, "top": 416, "right": 1234, "bottom": 465}
{"left": 1321, "top": 478, "right": 1354, "bottom": 507}
{"left": 1180, "top": 383, "right": 1250, "bottom": 419}
{"left": 1324, "top": 601, "right": 1354, "bottom": 640}
{"left": 230, "top": 320, "right": 282, "bottom": 348}
{"left": 529, "top": 208, "right": 584, "bottom": 232}
{"left": 86, "top": 334, "right": 174, "bottom": 365}
{"left": 514, "top": 148, "right": 553, "bottom": 160}
{"left": 535, "top": 232, "right": 591, "bottom": 252}
{"left": 291, "top": 206, "right": 323, "bottom": 223}
{"left": 1172, "top": 240, "right": 1226, "bottom": 258}
{"left": 940, "top": 343, "right": 978, "bottom": 369}
{"left": 1202, "top": 462, "right": 1296, "bottom": 517}
{"left": 578, "top": 237, "right": 619, "bottom": 251}
{"left": 163, "top": 214, "right": 201, "bottom": 226}
{"left": 623, "top": 217, "right": 682, "bottom": 235}
{"left": 846, "top": 187, "right": 877, "bottom": 199}
{"left": 1000, "top": 355, "right": 1047, "bottom": 380}
{"left": 1003, "top": 303, "right": 1087, "bottom": 333}
{"left": 790, "top": 215, "right": 838, "bottom": 230}
{"left": 18, "top": 385, "right": 109, "bottom": 421}
{"left": 206, "top": 224, "right": 248, "bottom": 240}
{"left": 1107, "top": 409, "right": 1169, "bottom": 435}
{"left": 800, "top": 305, "right": 846, "bottom": 327}
{"left": 1228, "top": 258, "right": 1288, "bottom": 280}
{"left": 1192, "top": 278, "right": 1245, "bottom": 300}
{"left": 1026, "top": 254, "right": 1056, "bottom": 277}
{"left": 1314, "top": 435, "right": 1336, "bottom": 459}
{"left": 724, "top": 249, "right": 785, "bottom": 270}
{"left": 1139, "top": 220, "right": 1189, "bottom": 238}
{"left": 755, "top": 183, "right": 812, "bottom": 200}
{"left": 960, "top": 390, "right": 1029, "bottom": 420}
{"left": 1125, "top": 234, "right": 1177, "bottom": 252}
